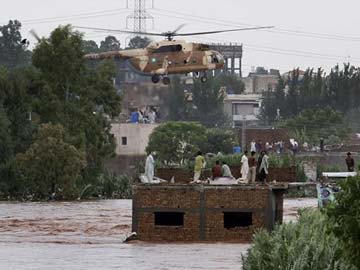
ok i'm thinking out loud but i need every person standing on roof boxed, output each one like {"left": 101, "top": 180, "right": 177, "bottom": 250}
{"left": 248, "top": 151, "right": 257, "bottom": 183}
{"left": 250, "top": 140, "right": 256, "bottom": 153}
{"left": 193, "top": 151, "right": 206, "bottom": 182}
{"left": 345, "top": 152, "right": 355, "bottom": 172}
{"left": 240, "top": 151, "right": 249, "bottom": 181}
{"left": 144, "top": 151, "right": 155, "bottom": 183}
{"left": 259, "top": 151, "right": 269, "bottom": 183}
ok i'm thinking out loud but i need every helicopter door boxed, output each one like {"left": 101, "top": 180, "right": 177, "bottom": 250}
{"left": 206, "top": 55, "right": 212, "bottom": 65}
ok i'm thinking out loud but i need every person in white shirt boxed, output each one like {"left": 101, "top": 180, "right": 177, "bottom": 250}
{"left": 221, "top": 161, "right": 234, "bottom": 178}
{"left": 250, "top": 140, "right": 256, "bottom": 153}
{"left": 240, "top": 151, "right": 249, "bottom": 181}
{"left": 144, "top": 152, "right": 155, "bottom": 183}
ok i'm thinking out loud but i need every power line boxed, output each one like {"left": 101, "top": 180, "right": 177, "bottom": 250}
{"left": 0, "top": 8, "right": 129, "bottom": 26}
{"left": 152, "top": 8, "right": 360, "bottom": 42}
{"left": 190, "top": 35, "right": 360, "bottom": 63}
{"left": 21, "top": 10, "right": 129, "bottom": 25}
{"left": 22, "top": 8, "right": 128, "bottom": 23}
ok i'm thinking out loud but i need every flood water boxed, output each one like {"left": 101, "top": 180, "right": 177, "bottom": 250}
{"left": 0, "top": 198, "right": 317, "bottom": 270}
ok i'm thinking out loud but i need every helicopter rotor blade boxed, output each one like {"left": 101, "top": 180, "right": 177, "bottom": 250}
{"left": 172, "top": 24, "right": 186, "bottom": 34}
{"left": 174, "top": 26, "right": 274, "bottom": 36}
{"left": 75, "top": 26, "right": 164, "bottom": 37}
{"left": 29, "top": 29, "right": 41, "bottom": 42}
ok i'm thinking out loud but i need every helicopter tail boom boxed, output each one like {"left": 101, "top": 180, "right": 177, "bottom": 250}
{"left": 84, "top": 48, "right": 147, "bottom": 60}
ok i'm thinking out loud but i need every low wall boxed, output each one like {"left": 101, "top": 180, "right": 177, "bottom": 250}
{"left": 267, "top": 167, "right": 296, "bottom": 182}
{"left": 156, "top": 166, "right": 296, "bottom": 183}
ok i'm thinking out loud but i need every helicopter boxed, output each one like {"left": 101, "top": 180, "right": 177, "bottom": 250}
{"left": 76, "top": 25, "right": 273, "bottom": 85}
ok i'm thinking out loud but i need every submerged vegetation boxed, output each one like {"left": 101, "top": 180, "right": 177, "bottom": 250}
{"left": 242, "top": 176, "right": 360, "bottom": 269}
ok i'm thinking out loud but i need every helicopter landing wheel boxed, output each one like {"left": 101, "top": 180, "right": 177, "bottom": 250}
{"left": 200, "top": 75, "right": 208, "bottom": 83}
{"left": 151, "top": 74, "right": 160, "bottom": 84}
{"left": 162, "top": 76, "right": 171, "bottom": 85}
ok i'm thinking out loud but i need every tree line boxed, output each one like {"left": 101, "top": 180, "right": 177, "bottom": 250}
{"left": 261, "top": 65, "right": 360, "bottom": 144}
{"left": 0, "top": 20, "right": 126, "bottom": 200}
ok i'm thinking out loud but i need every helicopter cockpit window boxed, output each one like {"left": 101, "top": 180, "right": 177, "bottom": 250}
{"left": 214, "top": 53, "right": 224, "bottom": 63}
{"left": 155, "top": 44, "right": 183, "bottom": 53}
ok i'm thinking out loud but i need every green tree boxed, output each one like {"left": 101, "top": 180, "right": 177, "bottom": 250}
{"left": 279, "top": 108, "right": 347, "bottom": 144}
{"left": 0, "top": 105, "right": 13, "bottom": 164}
{"left": 192, "top": 77, "right": 230, "bottom": 127}
{"left": 166, "top": 76, "right": 193, "bottom": 121}
{"left": 242, "top": 209, "right": 356, "bottom": 270}
{"left": 200, "top": 128, "right": 235, "bottom": 154}
{"left": 0, "top": 67, "right": 38, "bottom": 154}
{"left": 32, "top": 25, "right": 121, "bottom": 185}
{"left": 16, "top": 123, "right": 86, "bottom": 199}
{"left": 82, "top": 39, "right": 99, "bottom": 54}
{"left": 326, "top": 176, "right": 360, "bottom": 269}
{"left": 217, "top": 73, "right": 245, "bottom": 94}
{"left": 128, "top": 35, "right": 151, "bottom": 49}
{"left": 146, "top": 121, "right": 207, "bottom": 165}
{"left": 100, "top": 35, "right": 121, "bottom": 52}
{"left": 0, "top": 20, "right": 31, "bottom": 68}
{"left": 261, "top": 64, "right": 360, "bottom": 125}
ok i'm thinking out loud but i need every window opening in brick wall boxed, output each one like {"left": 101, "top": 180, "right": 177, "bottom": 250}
{"left": 154, "top": 212, "right": 184, "bottom": 226}
{"left": 223, "top": 212, "right": 252, "bottom": 228}
{"left": 121, "top": 137, "right": 127, "bottom": 145}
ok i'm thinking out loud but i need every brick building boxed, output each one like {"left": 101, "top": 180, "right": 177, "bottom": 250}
{"left": 132, "top": 184, "right": 287, "bottom": 242}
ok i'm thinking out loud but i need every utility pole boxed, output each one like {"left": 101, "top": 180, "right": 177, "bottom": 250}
{"left": 126, "top": 0, "right": 154, "bottom": 33}
{"left": 241, "top": 115, "right": 247, "bottom": 152}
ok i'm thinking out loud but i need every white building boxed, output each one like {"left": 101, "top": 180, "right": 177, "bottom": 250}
{"left": 223, "top": 94, "right": 262, "bottom": 126}
{"left": 110, "top": 123, "right": 158, "bottom": 156}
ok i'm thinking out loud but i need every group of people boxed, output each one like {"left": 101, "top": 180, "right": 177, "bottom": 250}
{"left": 250, "top": 139, "right": 285, "bottom": 154}
{"left": 238, "top": 150, "right": 269, "bottom": 183}
{"left": 193, "top": 150, "right": 270, "bottom": 183}
{"left": 130, "top": 107, "right": 157, "bottom": 124}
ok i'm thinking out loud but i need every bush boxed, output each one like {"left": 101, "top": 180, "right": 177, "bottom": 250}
{"left": 146, "top": 121, "right": 207, "bottom": 165}
{"left": 95, "top": 172, "right": 132, "bottom": 199}
{"left": 16, "top": 123, "right": 86, "bottom": 200}
{"left": 268, "top": 153, "right": 294, "bottom": 168}
{"left": 326, "top": 176, "right": 360, "bottom": 269}
{"left": 200, "top": 128, "right": 235, "bottom": 154}
{"left": 242, "top": 209, "right": 355, "bottom": 270}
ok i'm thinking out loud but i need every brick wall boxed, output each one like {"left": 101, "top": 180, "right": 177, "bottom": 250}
{"left": 156, "top": 166, "right": 296, "bottom": 183}
{"left": 132, "top": 184, "right": 287, "bottom": 242}
{"left": 267, "top": 167, "right": 296, "bottom": 182}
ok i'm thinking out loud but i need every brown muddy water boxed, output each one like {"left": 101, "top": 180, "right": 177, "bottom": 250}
{"left": 0, "top": 198, "right": 317, "bottom": 270}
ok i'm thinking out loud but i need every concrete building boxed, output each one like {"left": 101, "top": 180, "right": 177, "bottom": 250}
{"left": 110, "top": 123, "right": 158, "bottom": 156}
{"left": 209, "top": 43, "right": 243, "bottom": 76}
{"left": 242, "top": 67, "right": 279, "bottom": 94}
{"left": 224, "top": 94, "right": 262, "bottom": 125}
{"left": 132, "top": 183, "right": 288, "bottom": 242}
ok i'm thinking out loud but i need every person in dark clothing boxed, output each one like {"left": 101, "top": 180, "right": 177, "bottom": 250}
{"left": 258, "top": 151, "right": 269, "bottom": 183}
{"left": 345, "top": 152, "right": 355, "bottom": 172}
{"left": 212, "top": 160, "right": 222, "bottom": 179}
{"left": 256, "top": 151, "right": 263, "bottom": 181}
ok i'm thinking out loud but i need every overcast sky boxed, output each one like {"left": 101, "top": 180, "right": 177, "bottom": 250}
{"left": 1, "top": 0, "right": 360, "bottom": 75}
